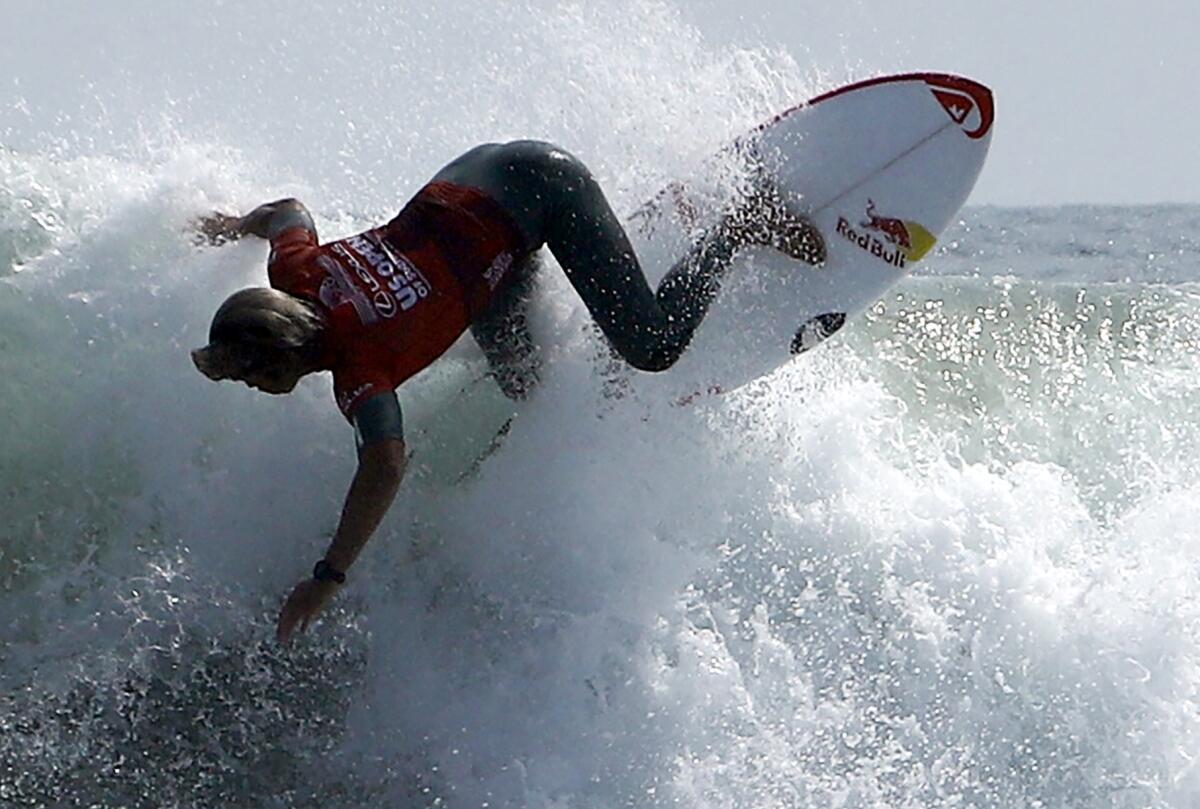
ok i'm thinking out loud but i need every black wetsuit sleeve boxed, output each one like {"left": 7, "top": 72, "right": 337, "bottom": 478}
{"left": 352, "top": 391, "right": 405, "bottom": 455}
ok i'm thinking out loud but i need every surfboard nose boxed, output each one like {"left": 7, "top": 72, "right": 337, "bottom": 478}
{"left": 921, "top": 73, "right": 995, "bottom": 141}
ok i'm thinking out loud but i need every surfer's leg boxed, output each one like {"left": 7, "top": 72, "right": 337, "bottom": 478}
{"left": 525, "top": 143, "right": 760, "bottom": 371}
{"left": 435, "top": 140, "right": 814, "bottom": 372}
{"left": 469, "top": 252, "right": 542, "bottom": 400}
{"left": 432, "top": 142, "right": 553, "bottom": 253}
{"left": 434, "top": 140, "right": 736, "bottom": 371}
{"left": 545, "top": 194, "right": 741, "bottom": 372}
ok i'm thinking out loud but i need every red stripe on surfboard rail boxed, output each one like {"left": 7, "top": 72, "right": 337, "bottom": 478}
{"left": 758, "top": 71, "right": 995, "bottom": 141}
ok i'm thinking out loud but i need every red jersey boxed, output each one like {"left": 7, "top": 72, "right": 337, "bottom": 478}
{"left": 268, "top": 181, "right": 524, "bottom": 420}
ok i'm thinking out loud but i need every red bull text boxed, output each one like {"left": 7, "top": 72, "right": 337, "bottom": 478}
{"left": 835, "top": 216, "right": 907, "bottom": 268}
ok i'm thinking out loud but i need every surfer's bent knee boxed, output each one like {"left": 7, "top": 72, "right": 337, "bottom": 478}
{"left": 620, "top": 340, "right": 681, "bottom": 374}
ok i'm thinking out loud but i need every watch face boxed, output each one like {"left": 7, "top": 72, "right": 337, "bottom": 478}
{"left": 313, "top": 560, "right": 346, "bottom": 584}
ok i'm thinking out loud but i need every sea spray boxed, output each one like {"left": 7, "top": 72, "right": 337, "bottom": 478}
{"left": 3, "top": 1, "right": 1200, "bottom": 807}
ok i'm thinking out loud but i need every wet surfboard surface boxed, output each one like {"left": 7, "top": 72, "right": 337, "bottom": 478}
{"left": 629, "top": 72, "right": 995, "bottom": 396}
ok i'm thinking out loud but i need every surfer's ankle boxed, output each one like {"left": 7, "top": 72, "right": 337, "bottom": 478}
{"left": 771, "top": 215, "right": 826, "bottom": 265}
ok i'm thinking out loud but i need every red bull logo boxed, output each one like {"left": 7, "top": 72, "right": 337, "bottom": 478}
{"left": 836, "top": 200, "right": 937, "bottom": 268}
{"left": 861, "top": 199, "right": 913, "bottom": 249}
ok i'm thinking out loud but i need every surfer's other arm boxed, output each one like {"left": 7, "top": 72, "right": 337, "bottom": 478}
{"left": 195, "top": 199, "right": 317, "bottom": 245}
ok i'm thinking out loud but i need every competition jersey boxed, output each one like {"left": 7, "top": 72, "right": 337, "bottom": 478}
{"left": 267, "top": 181, "right": 524, "bottom": 420}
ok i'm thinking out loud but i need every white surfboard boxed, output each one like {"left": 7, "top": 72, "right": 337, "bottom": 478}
{"left": 628, "top": 72, "right": 995, "bottom": 395}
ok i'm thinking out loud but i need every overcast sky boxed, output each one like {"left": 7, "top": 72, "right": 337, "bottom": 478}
{"left": 3, "top": 0, "right": 1197, "bottom": 207}
{"left": 681, "top": 0, "right": 1200, "bottom": 205}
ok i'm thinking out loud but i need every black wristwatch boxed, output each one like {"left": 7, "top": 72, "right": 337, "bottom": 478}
{"left": 312, "top": 559, "right": 346, "bottom": 584}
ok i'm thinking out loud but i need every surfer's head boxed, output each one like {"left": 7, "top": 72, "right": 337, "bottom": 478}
{"left": 192, "top": 287, "right": 325, "bottom": 394}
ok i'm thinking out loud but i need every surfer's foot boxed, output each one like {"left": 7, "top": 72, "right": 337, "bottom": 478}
{"left": 723, "top": 181, "right": 826, "bottom": 265}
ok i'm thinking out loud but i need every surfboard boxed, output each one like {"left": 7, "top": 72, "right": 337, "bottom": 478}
{"left": 627, "top": 72, "right": 995, "bottom": 395}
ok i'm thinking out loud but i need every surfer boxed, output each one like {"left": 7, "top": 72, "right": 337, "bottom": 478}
{"left": 190, "top": 140, "right": 824, "bottom": 643}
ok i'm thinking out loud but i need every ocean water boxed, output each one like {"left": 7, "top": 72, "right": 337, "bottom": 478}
{"left": 4, "top": 2, "right": 1200, "bottom": 808}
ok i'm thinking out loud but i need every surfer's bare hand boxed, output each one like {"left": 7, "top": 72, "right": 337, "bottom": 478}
{"left": 193, "top": 212, "right": 244, "bottom": 245}
{"left": 276, "top": 578, "right": 340, "bottom": 644}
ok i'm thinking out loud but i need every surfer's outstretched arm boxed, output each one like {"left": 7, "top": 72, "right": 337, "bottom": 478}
{"left": 275, "top": 439, "right": 406, "bottom": 643}
{"left": 276, "top": 393, "right": 408, "bottom": 643}
{"left": 196, "top": 199, "right": 317, "bottom": 245}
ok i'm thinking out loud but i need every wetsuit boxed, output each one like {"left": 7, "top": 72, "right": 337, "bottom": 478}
{"left": 435, "top": 141, "right": 738, "bottom": 376}
{"left": 268, "top": 140, "right": 740, "bottom": 447}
